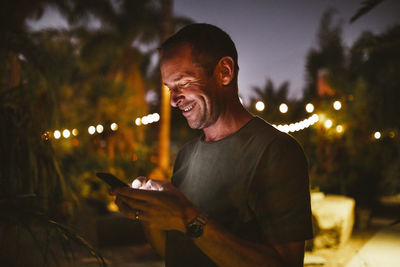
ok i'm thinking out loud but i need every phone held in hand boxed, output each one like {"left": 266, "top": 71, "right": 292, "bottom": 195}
{"left": 96, "top": 172, "right": 129, "bottom": 189}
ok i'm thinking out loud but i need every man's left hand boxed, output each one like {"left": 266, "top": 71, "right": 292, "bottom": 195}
{"left": 113, "top": 179, "right": 197, "bottom": 232}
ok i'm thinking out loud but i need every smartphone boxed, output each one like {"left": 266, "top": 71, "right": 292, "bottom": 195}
{"left": 96, "top": 172, "right": 129, "bottom": 189}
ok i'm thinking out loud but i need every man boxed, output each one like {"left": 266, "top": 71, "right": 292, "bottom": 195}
{"left": 114, "top": 23, "right": 313, "bottom": 266}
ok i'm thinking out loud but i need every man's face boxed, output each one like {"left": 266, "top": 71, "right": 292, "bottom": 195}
{"left": 161, "top": 44, "right": 220, "bottom": 129}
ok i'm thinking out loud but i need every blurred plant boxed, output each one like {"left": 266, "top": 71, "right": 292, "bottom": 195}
{"left": 248, "top": 79, "right": 306, "bottom": 124}
{"left": 298, "top": 10, "right": 400, "bottom": 208}
{"left": 1, "top": 194, "right": 105, "bottom": 266}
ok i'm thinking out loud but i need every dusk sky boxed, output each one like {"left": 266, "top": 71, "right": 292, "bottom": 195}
{"left": 29, "top": 0, "right": 400, "bottom": 104}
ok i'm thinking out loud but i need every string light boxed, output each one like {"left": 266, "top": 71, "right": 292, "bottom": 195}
{"left": 279, "top": 103, "right": 288, "bottom": 113}
{"left": 255, "top": 101, "right": 265, "bottom": 111}
{"left": 333, "top": 101, "right": 342, "bottom": 110}
{"left": 110, "top": 123, "right": 118, "bottom": 131}
{"left": 138, "top": 113, "right": 160, "bottom": 126}
{"left": 306, "top": 103, "right": 314, "bottom": 113}
{"left": 88, "top": 126, "right": 96, "bottom": 135}
{"left": 62, "top": 129, "right": 71, "bottom": 138}
{"left": 96, "top": 124, "right": 104, "bottom": 134}
{"left": 324, "top": 119, "right": 333, "bottom": 129}
{"left": 374, "top": 131, "right": 381, "bottom": 139}
{"left": 47, "top": 101, "right": 396, "bottom": 142}
{"left": 54, "top": 130, "right": 61, "bottom": 139}
{"left": 273, "top": 114, "right": 319, "bottom": 133}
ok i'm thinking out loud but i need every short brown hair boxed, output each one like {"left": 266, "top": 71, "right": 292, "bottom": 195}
{"left": 160, "top": 23, "right": 239, "bottom": 82}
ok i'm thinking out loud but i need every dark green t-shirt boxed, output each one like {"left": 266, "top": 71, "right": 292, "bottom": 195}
{"left": 166, "top": 116, "right": 313, "bottom": 266}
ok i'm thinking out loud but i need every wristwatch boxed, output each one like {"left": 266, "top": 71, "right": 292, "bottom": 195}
{"left": 186, "top": 213, "right": 208, "bottom": 239}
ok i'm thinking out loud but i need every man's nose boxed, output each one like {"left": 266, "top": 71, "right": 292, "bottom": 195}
{"left": 170, "top": 88, "right": 184, "bottom": 107}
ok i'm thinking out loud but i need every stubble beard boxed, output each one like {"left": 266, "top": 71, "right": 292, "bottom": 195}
{"left": 186, "top": 97, "right": 217, "bottom": 130}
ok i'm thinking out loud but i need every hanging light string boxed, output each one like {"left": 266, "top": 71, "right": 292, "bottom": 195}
{"left": 47, "top": 113, "right": 160, "bottom": 140}
{"left": 45, "top": 100, "right": 397, "bottom": 141}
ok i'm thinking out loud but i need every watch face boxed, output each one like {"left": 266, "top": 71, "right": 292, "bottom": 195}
{"left": 187, "top": 222, "right": 204, "bottom": 238}
{"left": 186, "top": 214, "right": 208, "bottom": 239}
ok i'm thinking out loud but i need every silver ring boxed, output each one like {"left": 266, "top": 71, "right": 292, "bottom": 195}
{"left": 135, "top": 210, "right": 140, "bottom": 220}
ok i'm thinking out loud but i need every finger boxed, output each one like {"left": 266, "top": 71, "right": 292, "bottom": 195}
{"left": 117, "top": 200, "right": 152, "bottom": 223}
{"left": 145, "top": 180, "right": 165, "bottom": 191}
{"left": 118, "top": 195, "right": 154, "bottom": 212}
{"left": 118, "top": 202, "right": 136, "bottom": 219}
{"left": 131, "top": 176, "right": 148, "bottom": 189}
{"left": 135, "top": 211, "right": 151, "bottom": 222}
{"left": 114, "top": 187, "right": 161, "bottom": 202}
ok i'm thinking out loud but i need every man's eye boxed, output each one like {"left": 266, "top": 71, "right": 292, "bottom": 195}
{"left": 180, "top": 82, "right": 190, "bottom": 88}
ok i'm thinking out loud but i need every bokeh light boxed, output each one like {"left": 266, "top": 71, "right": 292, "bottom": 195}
{"left": 53, "top": 130, "right": 61, "bottom": 139}
{"left": 110, "top": 123, "right": 118, "bottom": 131}
{"left": 333, "top": 100, "right": 342, "bottom": 110}
{"left": 96, "top": 124, "right": 104, "bottom": 133}
{"left": 324, "top": 119, "right": 333, "bottom": 129}
{"left": 88, "top": 126, "right": 96, "bottom": 135}
{"left": 306, "top": 103, "right": 314, "bottom": 113}
{"left": 62, "top": 129, "right": 70, "bottom": 138}
{"left": 255, "top": 101, "right": 265, "bottom": 111}
{"left": 279, "top": 103, "right": 288, "bottom": 113}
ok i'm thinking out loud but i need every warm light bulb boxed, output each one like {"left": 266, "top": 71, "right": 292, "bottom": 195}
{"left": 255, "top": 101, "right": 265, "bottom": 111}
{"left": 135, "top": 118, "right": 141, "bottom": 126}
{"left": 333, "top": 101, "right": 342, "bottom": 110}
{"left": 88, "top": 126, "right": 96, "bottom": 135}
{"left": 142, "top": 116, "right": 149, "bottom": 125}
{"left": 153, "top": 113, "right": 160, "bottom": 122}
{"left": 374, "top": 131, "right": 381, "bottom": 139}
{"left": 336, "top": 125, "right": 343, "bottom": 133}
{"left": 62, "top": 129, "right": 70, "bottom": 138}
{"left": 110, "top": 123, "right": 118, "bottom": 131}
{"left": 53, "top": 130, "right": 61, "bottom": 139}
{"left": 279, "top": 103, "right": 288, "bottom": 113}
{"left": 96, "top": 124, "right": 104, "bottom": 133}
{"left": 305, "top": 103, "right": 314, "bottom": 113}
{"left": 324, "top": 119, "right": 333, "bottom": 129}
{"left": 72, "top": 128, "right": 78, "bottom": 136}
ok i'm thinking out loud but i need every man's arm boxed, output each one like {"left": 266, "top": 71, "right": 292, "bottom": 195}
{"left": 142, "top": 224, "right": 166, "bottom": 258}
{"left": 186, "top": 207, "right": 305, "bottom": 267}
{"left": 114, "top": 185, "right": 305, "bottom": 267}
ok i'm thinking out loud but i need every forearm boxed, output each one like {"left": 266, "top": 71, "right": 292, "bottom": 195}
{"left": 193, "top": 220, "right": 285, "bottom": 267}
{"left": 142, "top": 223, "right": 166, "bottom": 259}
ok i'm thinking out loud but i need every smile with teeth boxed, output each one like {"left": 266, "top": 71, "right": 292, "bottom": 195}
{"left": 182, "top": 104, "right": 194, "bottom": 112}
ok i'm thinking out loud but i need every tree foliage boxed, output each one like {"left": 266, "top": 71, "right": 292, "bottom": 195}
{"left": 302, "top": 11, "right": 400, "bottom": 206}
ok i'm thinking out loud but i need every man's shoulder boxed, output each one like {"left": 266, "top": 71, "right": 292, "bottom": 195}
{"left": 246, "top": 116, "right": 287, "bottom": 142}
{"left": 250, "top": 116, "right": 305, "bottom": 154}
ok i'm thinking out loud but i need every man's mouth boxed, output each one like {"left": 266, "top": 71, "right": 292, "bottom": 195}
{"left": 180, "top": 103, "right": 195, "bottom": 116}
{"left": 183, "top": 105, "right": 193, "bottom": 112}
{"left": 181, "top": 103, "right": 194, "bottom": 111}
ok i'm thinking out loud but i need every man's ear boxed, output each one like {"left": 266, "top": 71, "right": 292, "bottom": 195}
{"left": 215, "top": 56, "right": 235, "bottom": 86}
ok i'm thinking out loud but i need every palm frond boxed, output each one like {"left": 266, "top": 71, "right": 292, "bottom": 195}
{"left": 350, "top": 0, "right": 384, "bottom": 23}
{"left": 0, "top": 196, "right": 106, "bottom": 267}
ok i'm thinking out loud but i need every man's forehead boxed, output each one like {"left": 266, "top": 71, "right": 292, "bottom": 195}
{"left": 161, "top": 42, "right": 193, "bottom": 62}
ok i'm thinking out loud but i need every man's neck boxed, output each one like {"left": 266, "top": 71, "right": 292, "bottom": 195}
{"left": 203, "top": 103, "right": 253, "bottom": 142}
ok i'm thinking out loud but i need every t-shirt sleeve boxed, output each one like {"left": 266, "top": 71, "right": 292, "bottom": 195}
{"left": 248, "top": 134, "right": 313, "bottom": 244}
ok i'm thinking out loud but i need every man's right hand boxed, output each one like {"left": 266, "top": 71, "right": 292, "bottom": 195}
{"left": 131, "top": 176, "right": 167, "bottom": 191}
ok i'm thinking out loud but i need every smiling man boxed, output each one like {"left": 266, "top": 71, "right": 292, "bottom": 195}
{"left": 114, "top": 23, "right": 313, "bottom": 267}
